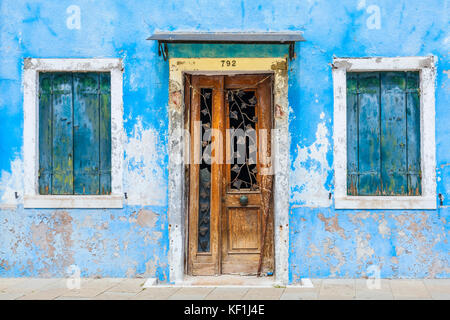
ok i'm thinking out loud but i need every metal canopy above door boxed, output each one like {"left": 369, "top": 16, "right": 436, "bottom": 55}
{"left": 147, "top": 32, "right": 306, "bottom": 60}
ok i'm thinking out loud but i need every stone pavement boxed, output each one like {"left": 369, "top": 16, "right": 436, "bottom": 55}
{"left": 0, "top": 277, "right": 449, "bottom": 300}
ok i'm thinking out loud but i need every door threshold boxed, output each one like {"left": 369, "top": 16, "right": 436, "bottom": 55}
{"left": 159, "top": 275, "right": 279, "bottom": 287}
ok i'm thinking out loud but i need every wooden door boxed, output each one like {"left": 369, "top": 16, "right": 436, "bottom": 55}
{"left": 186, "top": 74, "right": 274, "bottom": 276}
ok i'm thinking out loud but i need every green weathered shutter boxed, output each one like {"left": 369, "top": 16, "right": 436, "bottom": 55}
{"left": 51, "top": 73, "right": 74, "bottom": 195}
{"left": 38, "top": 72, "right": 111, "bottom": 195}
{"left": 381, "top": 72, "right": 408, "bottom": 195}
{"left": 406, "top": 72, "right": 421, "bottom": 195}
{"left": 346, "top": 71, "right": 421, "bottom": 196}
{"left": 73, "top": 73, "right": 100, "bottom": 195}
{"left": 346, "top": 73, "right": 359, "bottom": 195}
{"left": 358, "top": 73, "right": 382, "bottom": 195}
{"left": 99, "top": 73, "right": 112, "bottom": 195}
{"left": 38, "top": 73, "right": 53, "bottom": 195}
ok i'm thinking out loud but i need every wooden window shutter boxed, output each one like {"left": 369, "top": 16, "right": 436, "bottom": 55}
{"left": 99, "top": 73, "right": 112, "bottom": 195}
{"left": 38, "top": 73, "right": 55, "bottom": 195}
{"left": 38, "top": 72, "right": 111, "bottom": 195}
{"left": 346, "top": 71, "right": 421, "bottom": 196}
{"left": 49, "top": 73, "right": 74, "bottom": 195}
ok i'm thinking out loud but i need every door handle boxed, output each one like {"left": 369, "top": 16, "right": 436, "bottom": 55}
{"left": 239, "top": 195, "right": 248, "bottom": 206}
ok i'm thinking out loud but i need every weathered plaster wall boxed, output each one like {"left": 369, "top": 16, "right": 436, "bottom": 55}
{"left": 0, "top": 0, "right": 448, "bottom": 281}
{"left": 0, "top": 0, "right": 170, "bottom": 279}
{"left": 287, "top": 0, "right": 449, "bottom": 280}
{"left": 0, "top": 206, "right": 169, "bottom": 279}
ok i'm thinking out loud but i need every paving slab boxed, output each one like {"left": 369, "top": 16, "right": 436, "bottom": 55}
{"left": 389, "top": 280, "right": 431, "bottom": 299}
{"left": 423, "top": 279, "right": 450, "bottom": 300}
{"left": 280, "top": 290, "right": 318, "bottom": 300}
{"left": 288, "top": 278, "right": 322, "bottom": 288}
{"left": 107, "top": 278, "right": 146, "bottom": 293}
{"left": 0, "top": 277, "right": 448, "bottom": 300}
{"left": 0, "top": 278, "right": 27, "bottom": 291}
{"left": 0, "top": 293, "right": 25, "bottom": 300}
{"left": 355, "top": 279, "right": 393, "bottom": 300}
{"left": 17, "top": 287, "right": 69, "bottom": 300}
{"left": 168, "top": 287, "right": 214, "bottom": 300}
{"left": 95, "top": 291, "right": 138, "bottom": 300}
{"left": 281, "top": 285, "right": 321, "bottom": 300}
{"left": 319, "top": 279, "right": 356, "bottom": 300}
{"left": 204, "top": 287, "right": 249, "bottom": 300}
{"left": 0, "top": 278, "right": 60, "bottom": 294}
{"left": 54, "top": 278, "right": 124, "bottom": 297}
{"left": 242, "top": 288, "right": 285, "bottom": 300}
{"left": 59, "top": 287, "right": 110, "bottom": 298}
{"left": 134, "top": 287, "right": 182, "bottom": 300}
{"left": 55, "top": 296, "right": 93, "bottom": 300}
{"left": 80, "top": 278, "right": 125, "bottom": 289}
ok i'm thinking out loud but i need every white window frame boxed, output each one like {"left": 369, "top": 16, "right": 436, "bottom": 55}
{"left": 23, "top": 58, "right": 124, "bottom": 208}
{"left": 332, "top": 56, "right": 436, "bottom": 209}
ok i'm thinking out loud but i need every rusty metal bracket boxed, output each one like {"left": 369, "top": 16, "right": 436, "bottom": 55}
{"left": 288, "top": 43, "right": 295, "bottom": 61}
{"left": 158, "top": 41, "right": 169, "bottom": 61}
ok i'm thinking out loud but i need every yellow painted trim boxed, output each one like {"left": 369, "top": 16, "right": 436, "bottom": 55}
{"left": 170, "top": 57, "right": 287, "bottom": 73}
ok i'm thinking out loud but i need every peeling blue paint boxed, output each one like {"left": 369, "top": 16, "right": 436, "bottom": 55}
{"left": 289, "top": 207, "right": 450, "bottom": 280}
{"left": 0, "top": 206, "right": 169, "bottom": 281}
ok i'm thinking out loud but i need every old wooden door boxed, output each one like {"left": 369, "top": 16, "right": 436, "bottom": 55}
{"left": 186, "top": 74, "right": 274, "bottom": 276}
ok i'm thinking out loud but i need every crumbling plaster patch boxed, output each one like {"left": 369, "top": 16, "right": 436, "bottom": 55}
{"left": 29, "top": 211, "right": 74, "bottom": 275}
{"left": 0, "top": 155, "right": 23, "bottom": 208}
{"left": 317, "top": 213, "right": 347, "bottom": 239}
{"left": 290, "top": 207, "right": 449, "bottom": 280}
{"left": 291, "top": 118, "right": 331, "bottom": 207}
{"left": 136, "top": 208, "right": 159, "bottom": 228}
{"left": 124, "top": 119, "right": 167, "bottom": 206}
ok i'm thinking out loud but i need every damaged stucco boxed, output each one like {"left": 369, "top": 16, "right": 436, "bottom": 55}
{"left": 290, "top": 208, "right": 449, "bottom": 280}
{"left": 0, "top": 206, "right": 169, "bottom": 280}
{"left": 291, "top": 114, "right": 332, "bottom": 207}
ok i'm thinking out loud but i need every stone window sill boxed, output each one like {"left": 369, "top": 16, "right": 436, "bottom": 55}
{"left": 335, "top": 196, "right": 436, "bottom": 210}
{"left": 23, "top": 195, "right": 123, "bottom": 209}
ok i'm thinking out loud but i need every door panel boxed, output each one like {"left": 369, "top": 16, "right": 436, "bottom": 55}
{"left": 221, "top": 74, "right": 274, "bottom": 275}
{"left": 227, "top": 207, "right": 261, "bottom": 252}
{"left": 187, "top": 75, "right": 224, "bottom": 275}
{"left": 187, "top": 74, "right": 273, "bottom": 276}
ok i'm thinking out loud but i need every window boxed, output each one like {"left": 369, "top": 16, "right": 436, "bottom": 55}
{"left": 333, "top": 57, "right": 436, "bottom": 209}
{"left": 23, "top": 59, "right": 123, "bottom": 208}
{"left": 346, "top": 71, "right": 421, "bottom": 196}
{"left": 39, "top": 72, "right": 111, "bottom": 195}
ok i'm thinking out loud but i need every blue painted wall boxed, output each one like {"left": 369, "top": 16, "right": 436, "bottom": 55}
{"left": 0, "top": 0, "right": 448, "bottom": 281}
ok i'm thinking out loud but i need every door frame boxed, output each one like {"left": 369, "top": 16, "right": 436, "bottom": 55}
{"left": 167, "top": 58, "right": 290, "bottom": 285}
{"left": 185, "top": 74, "right": 274, "bottom": 276}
